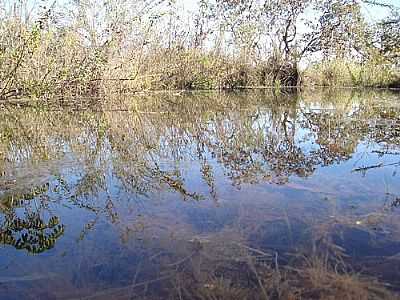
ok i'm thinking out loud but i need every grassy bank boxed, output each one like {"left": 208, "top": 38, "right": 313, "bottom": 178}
{"left": 1, "top": 0, "right": 399, "bottom": 102}
{"left": 2, "top": 34, "right": 399, "bottom": 102}
{"left": 304, "top": 60, "right": 400, "bottom": 88}
{"left": 0, "top": 23, "right": 298, "bottom": 100}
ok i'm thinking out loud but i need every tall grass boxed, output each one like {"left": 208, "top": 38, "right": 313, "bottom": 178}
{"left": 104, "top": 48, "right": 291, "bottom": 92}
{"left": 305, "top": 59, "right": 400, "bottom": 88}
{"left": 0, "top": 21, "right": 294, "bottom": 100}
{"left": 0, "top": 21, "right": 105, "bottom": 100}
{"left": 1, "top": 1, "right": 399, "bottom": 102}
{"left": 0, "top": 2, "right": 300, "bottom": 100}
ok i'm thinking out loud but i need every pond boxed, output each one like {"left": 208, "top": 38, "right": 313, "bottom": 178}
{"left": 0, "top": 89, "right": 400, "bottom": 299}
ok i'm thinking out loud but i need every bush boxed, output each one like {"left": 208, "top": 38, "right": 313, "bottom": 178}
{"left": 304, "top": 59, "right": 400, "bottom": 88}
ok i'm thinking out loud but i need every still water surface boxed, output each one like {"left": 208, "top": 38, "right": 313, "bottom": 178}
{"left": 0, "top": 90, "right": 400, "bottom": 299}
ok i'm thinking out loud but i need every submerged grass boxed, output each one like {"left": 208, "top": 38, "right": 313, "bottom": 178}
{"left": 53, "top": 224, "right": 398, "bottom": 300}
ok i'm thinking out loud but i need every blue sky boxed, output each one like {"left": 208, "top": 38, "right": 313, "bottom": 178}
{"left": 361, "top": 0, "right": 400, "bottom": 21}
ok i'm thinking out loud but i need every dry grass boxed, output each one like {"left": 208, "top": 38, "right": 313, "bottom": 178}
{"left": 288, "top": 257, "right": 395, "bottom": 300}
{"left": 304, "top": 59, "right": 400, "bottom": 88}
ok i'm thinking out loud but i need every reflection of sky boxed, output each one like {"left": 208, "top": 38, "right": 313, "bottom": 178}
{"left": 1, "top": 94, "right": 400, "bottom": 299}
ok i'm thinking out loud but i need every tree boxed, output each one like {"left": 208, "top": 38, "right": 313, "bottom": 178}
{"left": 374, "top": 10, "right": 400, "bottom": 63}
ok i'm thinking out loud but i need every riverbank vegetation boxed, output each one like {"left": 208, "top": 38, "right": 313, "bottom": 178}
{"left": 0, "top": 0, "right": 400, "bottom": 101}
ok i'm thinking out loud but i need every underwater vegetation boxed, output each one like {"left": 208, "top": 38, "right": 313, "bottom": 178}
{"left": 0, "top": 90, "right": 400, "bottom": 299}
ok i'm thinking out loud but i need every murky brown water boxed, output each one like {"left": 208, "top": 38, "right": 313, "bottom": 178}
{"left": 1, "top": 90, "right": 400, "bottom": 299}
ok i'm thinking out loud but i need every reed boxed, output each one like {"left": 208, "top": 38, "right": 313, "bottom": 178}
{"left": 304, "top": 59, "right": 400, "bottom": 88}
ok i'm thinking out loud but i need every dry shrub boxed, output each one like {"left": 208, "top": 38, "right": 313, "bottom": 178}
{"left": 305, "top": 59, "right": 400, "bottom": 88}
{"left": 124, "top": 48, "right": 260, "bottom": 91}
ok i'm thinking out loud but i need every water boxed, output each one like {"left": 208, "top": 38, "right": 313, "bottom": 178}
{"left": 1, "top": 90, "right": 400, "bottom": 299}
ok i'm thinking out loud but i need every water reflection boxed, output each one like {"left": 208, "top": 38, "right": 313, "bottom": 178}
{"left": 0, "top": 90, "right": 400, "bottom": 299}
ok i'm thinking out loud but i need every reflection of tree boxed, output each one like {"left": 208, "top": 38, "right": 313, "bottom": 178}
{"left": 1, "top": 90, "right": 400, "bottom": 244}
{"left": 367, "top": 107, "right": 400, "bottom": 147}
{"left": 2, "top": 92, "right": 400, "bottom": 191}
{"left": 0, "top": 184, "right": 65, "bottom": 253}
{"left": 301, "top": 111, "right": 357, "bottom": 164}
{"left": 300, "top": 102, "right": 400, "bottom": 170}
